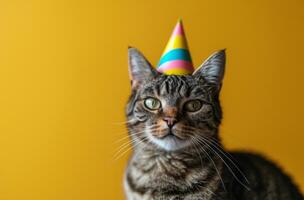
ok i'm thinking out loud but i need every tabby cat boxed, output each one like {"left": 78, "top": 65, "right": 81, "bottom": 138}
{"left": 123, "top": 47, "right": 303, "bottom": 200}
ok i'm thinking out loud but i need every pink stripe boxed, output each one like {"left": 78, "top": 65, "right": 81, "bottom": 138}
{"left": 172, "top": 22, "right": 184, "bottom": 36}
{"left": 158, "top": 60, "right": 194, "bottom": 72}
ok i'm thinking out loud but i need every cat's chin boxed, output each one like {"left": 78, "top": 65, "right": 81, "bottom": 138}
{"left": 148, "top": 134, "right": 191, "bottom": 151}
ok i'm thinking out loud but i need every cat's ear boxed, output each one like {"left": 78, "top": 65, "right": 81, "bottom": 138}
{"left": 193, "top": 49, "right": 226, "bottom": 88}
{"left": 128, "top": 47, "right": 158, "bottom": 89}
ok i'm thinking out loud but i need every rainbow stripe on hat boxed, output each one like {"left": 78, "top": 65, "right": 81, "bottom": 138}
{"left": 157, "top": 19, "right": 194, "bottom": 75}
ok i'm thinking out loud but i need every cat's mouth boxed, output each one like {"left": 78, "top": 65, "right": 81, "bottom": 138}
{"left": 163, "top": 130, "right": 185, "bottom": 140}
{"left": 148, "top": 129, "right": 191, "bottom": 151}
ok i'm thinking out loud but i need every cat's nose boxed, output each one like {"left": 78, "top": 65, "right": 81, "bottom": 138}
{"left": 163, "top": 117, "right": 177, "bottom": 128}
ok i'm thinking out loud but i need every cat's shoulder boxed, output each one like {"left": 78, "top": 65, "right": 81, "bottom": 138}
{"left": 229, "top": 150, "right": 288, "bottom": 174}
{"left": 228, "top": 150, "right": 303, "bottom": 198}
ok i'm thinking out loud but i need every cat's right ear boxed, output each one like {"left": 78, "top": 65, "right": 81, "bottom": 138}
{"left": 193, "top": 49, "right": 226, "bottom": 91}
{"left": 128, "top": 47, "right": 158, "bottom": 89}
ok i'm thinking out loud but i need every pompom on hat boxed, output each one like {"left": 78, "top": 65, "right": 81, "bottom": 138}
{"left": 157, "top": 19, "right": 195, "bottom": 75}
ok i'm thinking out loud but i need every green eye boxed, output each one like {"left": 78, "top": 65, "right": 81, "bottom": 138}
{"left": 144, "top": 98, "right": 161, "bottom": 110}
{"left": 184, "top": 100, "right": 202, "bottom": 112}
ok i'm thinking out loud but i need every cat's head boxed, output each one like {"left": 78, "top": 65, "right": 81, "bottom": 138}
{"left": 126, "top": 47, "right": 225, "bottom": 151}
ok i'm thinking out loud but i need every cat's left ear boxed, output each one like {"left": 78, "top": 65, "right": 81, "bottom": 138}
{"left": 193, "top": 49, "right": 226, "bottom": 90}
{"left": 128, "top": 47, "right": 158, "bottom": 89}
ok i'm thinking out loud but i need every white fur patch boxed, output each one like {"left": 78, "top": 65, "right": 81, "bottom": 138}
{"left": 146, "top": 127, "right": 191, "bottom": 151}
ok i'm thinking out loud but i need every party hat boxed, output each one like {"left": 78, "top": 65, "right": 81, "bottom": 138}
{"left": 157, "top": 19, "right": 194, "bottom": 75}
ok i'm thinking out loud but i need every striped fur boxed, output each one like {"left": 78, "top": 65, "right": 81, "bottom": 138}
{"left": 123, "top": 48, "right": 303, "bottom": 200}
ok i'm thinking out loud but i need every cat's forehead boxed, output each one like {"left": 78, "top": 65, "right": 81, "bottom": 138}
{"left": 140, "top": 75, "right": 208, "bottom": 99}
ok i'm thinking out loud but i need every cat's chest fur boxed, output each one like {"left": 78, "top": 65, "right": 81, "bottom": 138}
{"left": 124, "top": 149, "right": 223, "bottom": 200}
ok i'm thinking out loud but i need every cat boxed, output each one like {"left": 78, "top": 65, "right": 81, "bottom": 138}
{"left": 123, "top": 47, "right": 303, "bottom": 200}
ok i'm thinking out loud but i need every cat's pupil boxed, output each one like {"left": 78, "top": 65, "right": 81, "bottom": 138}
{"left": 193, "top": 102, "right": 198, "bottom": 110}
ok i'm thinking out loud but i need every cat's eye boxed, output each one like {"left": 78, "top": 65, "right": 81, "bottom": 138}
{"left": 184, "top": 100, "right": 202, "bottom": 112}
{"left": 144, "top": 98, "right": 161, "bottom": 110}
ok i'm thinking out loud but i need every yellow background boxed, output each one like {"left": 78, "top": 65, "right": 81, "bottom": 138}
{"left": 0, "top": 0, "right": 303, "bottom": 199}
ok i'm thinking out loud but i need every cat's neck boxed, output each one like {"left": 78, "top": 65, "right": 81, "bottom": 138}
{"left": 131, "top": 142, "right": 221, "bottom": 172}
{"left": 130, "top": 134, "right": 223, "bottom": 164}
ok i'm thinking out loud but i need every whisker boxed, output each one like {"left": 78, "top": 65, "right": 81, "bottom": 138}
{"left": 188, "top": 140, "right": 209, "bottom": 193}
{"left": 113, "top": 127, "right": 158, "bottom": 155}
{"left": 114, "top": 137, "right": 148, "bottom": 161}
{"left": 187, "top": 127, "right": 250, "bottom": 186}
{"left": 113, "top": 130, "right": 147, "bottom": 144}
{"left": 195, "top": 137, "right": 250, "bottom": 191}
{"left": 113, "top": 125, "right": 158, "bottom": 144}
{"left": 111, "top": 119, "right": 137, "bottom": 125}
{"left": 198, "top": 136, "right": 250, "bottom": 184}
{"left": 190, "top": 136, "right": 226, "bottom": 191}
{"left": 113, "top": 132, "right": 149, "bottom": 157}
{"left": 204, "top": 136, "right": 248, "bottom": 170}
{"left": 190, "top": 139, "right": 204, "bottom": 169}
{"left": 113, "top": 139, "right": 138, "bottom": 160}
{"left": 113, "top": 137, "right": 137, "bottom": 158}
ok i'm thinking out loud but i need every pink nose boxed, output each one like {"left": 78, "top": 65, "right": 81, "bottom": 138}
{"left": 163, "top": 117, "right": 177, "bottom": 128}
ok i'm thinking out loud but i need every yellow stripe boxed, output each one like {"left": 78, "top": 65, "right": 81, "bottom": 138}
{"left": 162, "top": 35, "right": 188, "bottom": 55}
{"left": 162, "top": 68, "right": 192, "bottom": 75}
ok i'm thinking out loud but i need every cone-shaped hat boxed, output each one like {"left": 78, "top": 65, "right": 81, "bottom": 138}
{"left": 157, "top": 19, "right": 194, "bottom": 75}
